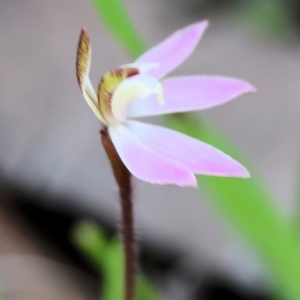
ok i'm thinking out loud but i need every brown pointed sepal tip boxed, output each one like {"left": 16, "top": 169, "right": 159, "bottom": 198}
{"left": 76, "top": 27, "right": 91, "bottom": 90}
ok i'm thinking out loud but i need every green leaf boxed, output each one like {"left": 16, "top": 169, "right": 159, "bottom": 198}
{"left": 166, "top": 114, "right": 300, "bottom": 300}
{"left": 102, "top": 239, "right": 124, "bottom": 300}
{"left": 72, "top": 222, "right": 162, "bottom": 300}
{"left": 90, "top": 0, "right": 146, "bottom": 58}
{"left": 136, "top": 275, "right": 162, "bottom": 300}
{"left": 72, "top": 221, "right": 106, "bottom": 267}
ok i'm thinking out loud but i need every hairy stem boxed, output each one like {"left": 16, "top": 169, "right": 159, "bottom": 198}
{"left": 120, "top": 182, "right": 135, "bottom": 300}
{"left": 101, "top": 128, "right": 135, "bottom": 300}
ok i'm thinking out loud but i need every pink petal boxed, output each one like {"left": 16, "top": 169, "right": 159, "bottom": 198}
{"left": 135, "top": 21, "right": 209, "bottom": 79}
{"left": 109, "top": 124, "right": 197, "bottom": 187}
{"left": 125, "top": 120, "right": 250, "bottom": 178}
{"left": 127, "top": 76, "right": 256, "bottom": 118}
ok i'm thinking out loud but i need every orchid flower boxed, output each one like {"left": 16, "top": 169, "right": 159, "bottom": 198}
{"left": 76, "top": 21, "right": 255, "bottom": 187}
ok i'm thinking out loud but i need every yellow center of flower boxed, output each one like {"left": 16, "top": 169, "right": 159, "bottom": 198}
{"left": 97, "top": 67, "right": 139, "bottom": 124}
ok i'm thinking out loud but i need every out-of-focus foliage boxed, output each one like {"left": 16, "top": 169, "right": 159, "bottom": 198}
{"left": 90, "top": 0, "right": 146, "bottom": 57}
{"left": 86, "top": 0, "right": 300, "bottom": 299}
{"left": 239, "top": 0, "right": 295, "bottom": 36}
{"left": 73, "top": 222, "right": 162, "bottom": 300}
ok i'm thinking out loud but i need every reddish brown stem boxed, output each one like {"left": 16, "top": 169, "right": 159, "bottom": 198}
{"left": 120, "top": 182, "right": 135, "bottom": 300}
{"left": 101, "top": 128, "right": 135, "bottom": 300}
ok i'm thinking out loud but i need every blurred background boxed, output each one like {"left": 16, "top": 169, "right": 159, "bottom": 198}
{"left": 1, "top": 0, "right": 300, "bottom": 299}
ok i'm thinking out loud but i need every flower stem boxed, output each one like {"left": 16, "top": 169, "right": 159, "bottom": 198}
{"left": 101, "top": 128, "right": 136, "bottom": 300}
{"left": 120, "top": 179, "right": 135, "bottom": 300}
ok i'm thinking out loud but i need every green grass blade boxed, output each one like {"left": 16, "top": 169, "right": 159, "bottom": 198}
{"left": 90, "top": 0, "right": 146, "bottom": 57}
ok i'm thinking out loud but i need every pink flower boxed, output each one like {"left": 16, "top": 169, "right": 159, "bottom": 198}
{"left": 76, "top": 21, "right": 255, "bottom": 187}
